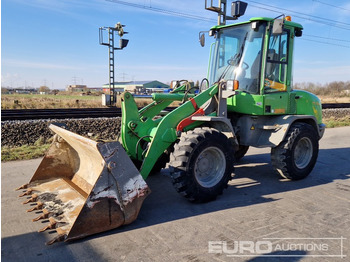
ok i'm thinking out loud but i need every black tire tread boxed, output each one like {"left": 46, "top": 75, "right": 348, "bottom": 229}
{"left": 271, "top": 122, "right": 319, "bottom": 180}
{"left": 169, "top": 127, "right": 235, "bottom": 202}
{"left": 234, "top": 145, "right": 249, "bottom": 161}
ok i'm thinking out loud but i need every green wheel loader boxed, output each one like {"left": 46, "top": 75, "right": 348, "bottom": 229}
{"left": 17, "top": 1, "right": 325, "bottom": 244}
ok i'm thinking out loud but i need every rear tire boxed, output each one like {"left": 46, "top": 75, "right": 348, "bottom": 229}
{"left": 271, "top": 122, "right": 319, "bottom": 180}
{"left": 169, "top": 127, "right": 235, "bottom": 202}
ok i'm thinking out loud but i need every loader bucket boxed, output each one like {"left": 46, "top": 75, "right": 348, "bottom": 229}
{"left": 16, "top": 124, "right": 150, "bottom": 245}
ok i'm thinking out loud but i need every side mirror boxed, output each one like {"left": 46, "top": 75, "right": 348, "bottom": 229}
{"left": 295, "top": 29, "right": 303, "bottom": 37}
{"left": 119, "top": 39, "right": 129, "bottom": 49}
{"left": 231, "top": 1, "right": 248, "bottom": 19}
{"left": 272, "top": 19, "right": 284, "bottom": 35}
{"left": 199, "top": 33, "right": 205, "bottom": 47}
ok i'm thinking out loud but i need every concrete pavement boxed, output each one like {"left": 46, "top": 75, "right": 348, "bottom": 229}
{"left": 2, "top": 127, "right": 350, "bottom": 261}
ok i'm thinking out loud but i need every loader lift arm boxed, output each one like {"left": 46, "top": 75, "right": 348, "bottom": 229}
{"left": 120, "top": 83, "right": 220, "bottom": 179}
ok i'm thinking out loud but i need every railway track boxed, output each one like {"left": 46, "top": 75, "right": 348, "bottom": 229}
{"left": 1, "top": 103, "right": 350, "bottom": 121}
{"left": 1, "top": 108, "right": 122, "bottom": 121}
{"left": 322, "top": 103, "right": 350, "bottom": 109}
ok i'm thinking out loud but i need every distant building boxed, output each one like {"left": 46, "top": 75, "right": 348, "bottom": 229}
{"left": 14, "top": 88, "right": 37, "bottom": 94}
{"left": 66, "top": 85, "right": 87, "bottom": 92}
{"left": 102, "top": 80, "right": 170, "bottom": 94}
{"left": 88, "top": 87, "right": 103, "bottom": 92}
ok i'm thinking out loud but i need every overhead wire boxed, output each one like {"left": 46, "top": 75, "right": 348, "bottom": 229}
{"left": 247, "top": 0, "right": 350, "bottom": 47}
{"left": 303, "top": 34, "right": 350, "bottom": 43}
{"left": 106, "top": 0, "right": 216, "bottom": 23}
{"left": 312, "top": 0, "right": 350, "bottom": 12}
{"left": 300, "top": 38, "right": 350, "bottom": 48}
{"left": 106, "top": 0, "right": 350, "bottom": 48}
{"left": 248, "top": 0, "right": 350, "bottom": 30}
{"left": 248, "top": 0, "right": 350, "bottom": 27}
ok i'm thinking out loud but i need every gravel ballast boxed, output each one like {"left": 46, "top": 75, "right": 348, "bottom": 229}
{"left": 1, "top": 118, "right": 121, "bottom": 147}
{"left": 1, "top": 108, "right": 349, "bottom": 147}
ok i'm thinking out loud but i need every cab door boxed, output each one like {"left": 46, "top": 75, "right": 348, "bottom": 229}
{"left": 263, "top": 30, "right": 290, "bottom": 115}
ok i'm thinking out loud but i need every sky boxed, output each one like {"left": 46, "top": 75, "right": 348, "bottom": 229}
{"left": 1, "top": 0, "right": 350, "bottom": 90}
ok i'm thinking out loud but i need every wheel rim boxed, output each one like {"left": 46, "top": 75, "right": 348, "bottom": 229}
{"left": 194, "top": 146, "right": 226, "bottom": 188}
{"left": 294, "top": 137, "right": 313, "bottom": 169}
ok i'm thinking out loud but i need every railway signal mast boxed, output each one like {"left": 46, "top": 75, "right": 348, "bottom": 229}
{"left": 99, "top": 22, "right": 129, "bottom": 106}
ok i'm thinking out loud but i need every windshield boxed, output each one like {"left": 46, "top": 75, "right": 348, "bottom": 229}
{"left": 209, "top": 23, "right": 266, "bottom": 94}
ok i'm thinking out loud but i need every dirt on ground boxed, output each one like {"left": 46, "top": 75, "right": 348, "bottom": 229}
{"left": 319, "top": 96, "right": 350, "bottom": 103}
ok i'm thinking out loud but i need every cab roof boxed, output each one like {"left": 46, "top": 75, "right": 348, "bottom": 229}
{"left": 211, "top": 17, "right": 303, "bottom": 30}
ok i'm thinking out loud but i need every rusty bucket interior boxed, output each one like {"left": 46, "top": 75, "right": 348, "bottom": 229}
{"left": 17, "top": 124, "right": 150, "bottom": 245}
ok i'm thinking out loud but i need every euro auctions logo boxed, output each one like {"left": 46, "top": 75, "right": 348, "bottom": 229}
{"left": 208, "top": 237, "right": 346, "bottom": 258}
{"left": 209, "top": 240, "right": 274, "bottom": 254}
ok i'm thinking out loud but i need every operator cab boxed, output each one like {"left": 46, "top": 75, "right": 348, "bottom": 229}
{"left": 209, "top": 22, "right": 265, "bottom": 94}
{"left": 208, "top": 17, "right": 303, "bottom": 96}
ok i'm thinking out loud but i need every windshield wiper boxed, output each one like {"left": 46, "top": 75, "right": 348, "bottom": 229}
{"left": 235, "top": 32, "right": 249, "bottom": 67}
{"left": 218, "top": 64, "right": 232, "bottom": 81}
{"left": 218, "top": 32, "right": 249, "bottom": 82}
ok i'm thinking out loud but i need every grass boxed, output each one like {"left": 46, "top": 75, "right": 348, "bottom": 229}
{"left": 2, "top": 117, "right": 349, "bottom": 162}
{"left": 1, "top": 93, "right": 154, "bottom": 109}
{"left": 1, "top": 137, "right": 52, "bottom": 162}
{"left": 1, "top": 144, "right": 50, "bottom": 162}
{"left": 1, "top": 93, "right": 102, "bottom": 109}
{"left": 4, "top": 93, "right": 100, "bottom": 100}
{"left": 323, "top": 116, "right": 350, "bottom": 128}
{"left": 1, "top": 91, "right": 349, "bottom": 162}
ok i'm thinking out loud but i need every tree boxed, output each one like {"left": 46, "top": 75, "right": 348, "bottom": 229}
{"left": 1, "top": 87, "right": 9, "bottom": 94}
{"left": 39, "top": 86, "right": 50, "bottom": 93}
{"left": 195, "top": 80, "right": 200, "bottom": 87}
{"left": 52, "top": 89, "right": 60, "bottom": 95}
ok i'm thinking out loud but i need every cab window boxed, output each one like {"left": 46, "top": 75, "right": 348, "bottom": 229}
{"left": 264, "top": 31, "right": 289, "bottom": 92}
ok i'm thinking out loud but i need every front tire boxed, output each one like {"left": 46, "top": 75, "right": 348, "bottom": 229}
{"left": 234, "top": 145, "right": 249, "bottom": 161}
{"left": 169, "top": 127, "right": 235, "bottom": 202}
{"left": 271, "top": 122, "right": 319, "bottom": 180}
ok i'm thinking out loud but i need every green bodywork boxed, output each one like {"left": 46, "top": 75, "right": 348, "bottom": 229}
{"left": 210, "top": 17, "right": 303, "bottom": 31}
{"left": 120, "top": 16, "right": 323, "bottom": 179}
{"left": 120, "top": 84, "right": 219, "bottom": 179}
{"left": 293, "top": 90, "right": 323, "bottom": 124}
{"left": 212, "top": 17, "right": 322, "bottom": 120}
{"left": 227, "top": 89, "right": 322, "bottom": 124}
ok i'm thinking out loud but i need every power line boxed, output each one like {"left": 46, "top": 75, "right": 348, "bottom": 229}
{"left": 303, "top": 34, "right": 350, "bottom": 43}
{"left": 106, "top": 0, "right": 215, "bottom": 23}
{"left": 300, "top": 38, "right": 350, "bottom": 48}
{"left": 106, "top": 0, "right": 350, "bottom": 48}
{"left": 248, "top": 0, "right": 350, "bottom": 30}
{"left": 249, "top": 0, "right": 350, "bottom": 27}
{"left": 107, "top": 0, "right": 350, "bottom": 30}
{"left": 249, "top": 3, "right": 350, "bottom": 30}
{"left": 312, "top": 0, "right": 350, "bottom": 12}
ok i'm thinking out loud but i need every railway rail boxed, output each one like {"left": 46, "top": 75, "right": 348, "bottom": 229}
{"left": 1, "top": 103, "right": 350, "bottom": 121}
{"left": 1, "top": 108, "right": 122, "bottom": 121}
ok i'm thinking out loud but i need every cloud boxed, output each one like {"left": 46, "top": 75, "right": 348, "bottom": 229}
{"left": 115, "top": 62, "right": 207, "bottom": 83}
{"left": 9, "top": 0, "right": 111, "bottom": 26}
{"left": 120, "top": 64, "right": 204, "bottom": 71}
{"left": 1, "top": 73, "right": 21, "bottom": 84}
{"left": 11, "top": 0, "right": 102, "bottom": 11}
{"left": 11, "top": 0, "right": 74, "bottom": 14}
{"left": 3, "top": 59, "right": 81, "bottom": 70}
